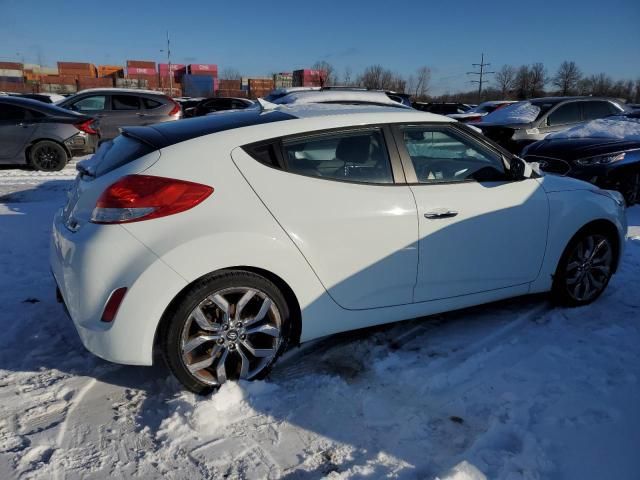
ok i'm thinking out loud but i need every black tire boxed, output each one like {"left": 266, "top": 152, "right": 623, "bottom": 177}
{"left": 551, "top": 226, "right": 616, "bottom": 307}
{"left": 29, "top": 140, "right": 69, "bottom": 171}
{"left": 162, "top": 270, "right": 292, "bottom": 394}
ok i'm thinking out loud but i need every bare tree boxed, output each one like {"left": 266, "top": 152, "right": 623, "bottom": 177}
{"left": 412, "top": 66, "right": 431, "bottom": 99}
{"left": 552, "top": 61, "right": 582, "bottom": 96}
{"left": 220, "top": 68, "right": 241, "bottom": 80}
{"left": 494, "top": 65, "right": 516, "bottom": 98}
{"left": 528, "top": 63, "right": 547, "bottom": 97}
{"left": 359, "top": 65, "right": 385, "bottom": 89}
{"left": 514, "top": 65, "right": 531, "bottom": 99}
{"left": 343, "top": 66, "right": 352, "bottom": 86}
{"left": 312, "top": 60, "right": 335, "bottom": 86}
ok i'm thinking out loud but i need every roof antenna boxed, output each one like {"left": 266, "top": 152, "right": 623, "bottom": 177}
{"left": 256, "top": 98, "right": 279, "bottom": 111}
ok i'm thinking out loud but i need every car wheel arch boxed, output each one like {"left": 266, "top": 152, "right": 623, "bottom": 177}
{"left": 558, "top": 219, "right": 621, "bottom": 275}
{"left": 25, "top": 138, "right": 72, "bottom": 164}
{"left": 153, "top": 266, "right": 303, "bottom": 360}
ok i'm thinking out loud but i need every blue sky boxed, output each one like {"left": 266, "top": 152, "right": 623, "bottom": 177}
{"left": 1, "top": 0, "right": 638, "bottom": 94}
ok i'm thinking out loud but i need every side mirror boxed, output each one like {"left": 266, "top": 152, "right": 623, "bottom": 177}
{"left": 509, "top": 156, "right": 530, "bottom": 180}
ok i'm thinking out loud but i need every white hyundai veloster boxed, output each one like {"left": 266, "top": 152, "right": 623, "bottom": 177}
{"left": 51, "top": 103, "right": 626, "bottom": 393}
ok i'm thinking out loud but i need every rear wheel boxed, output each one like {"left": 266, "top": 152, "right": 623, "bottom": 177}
{"left": 162, "top": 270, "right": 292, "bottom": 394}
{"left": 29, "top": 141, "right": 68, "bottom": 171}
{"left": 552, "top": 229, "right": 615, "bottom": 306}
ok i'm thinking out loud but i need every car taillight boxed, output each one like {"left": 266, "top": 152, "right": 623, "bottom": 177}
{"left": 168, "top": 100, "right": 181, "bottom": 117}
{"left": 102, "top": 287, "right": 128, "bottom": 323}
{"left": 75, "top": 119, "right": 99, "bottom": 134}
{"left": 90, "top": 175, "right": 213, "bottom": 224}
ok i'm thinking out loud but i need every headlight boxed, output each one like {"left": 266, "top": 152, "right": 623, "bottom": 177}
{"left": 576, "top": 152, "right": 626, "bottom": 166}
{"left": 591, "top": 189, "right": 625, "bottom": 207}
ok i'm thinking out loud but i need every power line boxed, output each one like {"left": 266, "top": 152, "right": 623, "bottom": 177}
{"left": 466, "top": 53, "right": 494, "bottom": 100}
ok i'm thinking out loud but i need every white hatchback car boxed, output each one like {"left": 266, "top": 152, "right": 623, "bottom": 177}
{"left": 51, "top": 104, "right": 627, "bottom": 393}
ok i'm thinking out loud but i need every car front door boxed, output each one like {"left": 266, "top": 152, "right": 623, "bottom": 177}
{"left": 0, "top": 104, "right": 39, "bottom": 162}
{"left": 231, "top": 126, "right": 419, "bottom": 310}
{"left": 393, "top": 124, "right": 549, "bottom": 302}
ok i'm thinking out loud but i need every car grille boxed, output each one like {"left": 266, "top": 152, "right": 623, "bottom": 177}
{"left": 523, "top": 155, "right": 571, "bottom": 175}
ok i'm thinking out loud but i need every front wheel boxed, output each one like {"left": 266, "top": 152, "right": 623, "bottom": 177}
{"left": 162, "top": 270, "right": 292, "bottom": 394}
{"left": 552, "top": 229, "right": 615, "bottom": 306}
{"left": 29, "top": 140, "right": 69, "bottom": 171}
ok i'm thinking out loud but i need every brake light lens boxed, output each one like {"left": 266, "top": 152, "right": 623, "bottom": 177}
{"left": 75, "top": 119, "right": 99, "bottom": 135}
{"left": 90, "top": 175, "right": 213, "bottom": 224}
{"left": 168, "top": 100, "right": 181, "bottom": 117}
{"left": 102, "top": 287, "right": 128, "bottom": 322}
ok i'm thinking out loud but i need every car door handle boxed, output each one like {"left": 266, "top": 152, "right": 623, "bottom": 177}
{"left": 424, "top": 209, "right": 458, "bottom": 219}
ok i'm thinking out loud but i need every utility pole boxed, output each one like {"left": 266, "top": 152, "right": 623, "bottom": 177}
{"left": 161, "top": 31, "right": 173, "bottom": 95}
{"left": 467, "top": 53, "right": 494, "bottom": 101}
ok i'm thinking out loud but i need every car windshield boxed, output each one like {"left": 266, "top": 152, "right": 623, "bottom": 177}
{"left": 481, "top": 101, "right": 542, "bottom": 125}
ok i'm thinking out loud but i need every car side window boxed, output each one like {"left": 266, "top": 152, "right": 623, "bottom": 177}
{"left": 72, "top": 95, "right": 107, "bottom": 111}
{"left": 112, "top": 95, "right": 140, "bottom": 111}
{"left": 282, "top": 129, "right": 394, "bottom": 184}
{"left": 400, "top": 126, "right": 505, "bottom": 183}
{"left": 0, "top": 105, "right": 26, "bottom": 122}
{"left": 582, "top": 101, "right": 617, "bottom": 120}
{"left": 547, "top": 102, "right": 582, "bottom": 126}
{"left": 142, "top": 98, "right": 162, "bottom": 109}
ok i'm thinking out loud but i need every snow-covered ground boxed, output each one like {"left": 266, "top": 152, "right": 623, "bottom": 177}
{"left": 0, "top": 163, "right": 639, "bottom": 480}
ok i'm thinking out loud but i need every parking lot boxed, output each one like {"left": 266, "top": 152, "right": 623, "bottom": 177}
{"left": 0, "top": 166, "right": 639, "bottom": 479}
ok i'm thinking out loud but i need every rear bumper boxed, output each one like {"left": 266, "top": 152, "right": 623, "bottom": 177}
{"left": 50, "top": 210, "right": 187, "bottom": 365}
{"left": 65, "top": 133, "right": 98, "bottom": 156}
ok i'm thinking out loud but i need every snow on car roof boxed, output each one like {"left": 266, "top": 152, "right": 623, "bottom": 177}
{"left": 548, "top": 117, "right": 640, "bottom": 141}
{"left": 273, "top": 90, "right": 409, "bottom": 108}
{"left": 74, "top": 87, "right": 168, "bottom": 96}
{"left": 481, "top": 101, "right": 541, "bottom": 125}
{"left": 278, "top": 102, "right": 448, "bottom": 121}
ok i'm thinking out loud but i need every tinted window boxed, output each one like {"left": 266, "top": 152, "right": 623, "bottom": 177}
{"left": 245, "top": 142, "right": 282, "bottom": 169}
{"left": 547, "top": 102, "right": 582, "bottom": 126}
{"left": 0, "top": 104, "right": 26, "bottom": 121}
{"left": 401, "top": 127, "right": 505, "bottom": 183}
{"left": 582, "top": 101, "right": 617, "bottom": 120}
{"left": 73, "top": 95, "right": 107, "bottom": 111}
{"left": 232, "top": 100, "right": 249, "bottom": 109}
{"left": 112, "top": 95, "right": 140, "bottom": 110}
{"left": 282, "top": 129, "right": 393, "bottom": 184}
{"left": 142, "top": 98, "right": 162, "bottom": 109}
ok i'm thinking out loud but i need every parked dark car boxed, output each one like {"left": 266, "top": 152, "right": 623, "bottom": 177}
{"left": 412, "top": 102, "right": 472, "bottom": 115}
{"left": 184, "top": 97, "right": 254, "bottom": 118}
{"left": 0, "top": 96, "right": 99, "bottom": 171}
{"left": 477, "top": 96, "right": 625, "bottom": 154}
{"left": 57, "top": 88, "right": 181, "bottom": 140}
{"left": 522, "top": 111, "right": 640, "bottom": 205}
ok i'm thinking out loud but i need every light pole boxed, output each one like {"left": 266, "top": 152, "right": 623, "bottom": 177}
{"left": 160, "top": 31, "right": 173, "bottom": 95}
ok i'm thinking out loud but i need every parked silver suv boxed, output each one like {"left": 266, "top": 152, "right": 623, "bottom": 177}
{"left": 477, "top": 96, "right": 625, "bottom": 153}
{"left": 58, "top": 88, "right": 181, "bottom": 140}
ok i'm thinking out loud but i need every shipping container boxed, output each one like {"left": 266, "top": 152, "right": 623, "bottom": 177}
{"left": 187, "top": 64, "right": 218, "bottom": 76}
{"left": 218, "top": 79, "right": 242, "bottom": 90}
{"left": 40, "top": 83, "right": 77, "bottom": 94}
{"left": 159, "top": 63, "right": 186, "bottom": 72}
{"left": 274, "top": 72, "right": 293, "bottom": 89}
{"left": 41, "top": 75, "right": 77, "bottom": 84}
{"left": 78, "top": 77, "right": 114, "bottom": 90}
{"left": 0, "top": 62, "right": 23, "bottom": 70}
{"left": 98, "top": 65, "right": 124, "bottom": 78}
{"left": 293, "top": 69, "right": 326, "bottom": 87}
{"left": 0, "top": 76, "right": 23, "bottom": 83}
{"left": 127, "top": 60, "right": 156, "bottom": 69}
{"left": 0, "top": 69, "right": 23, "bottom": 78}
{"left": 57, "top": 62, "right": 97, "bottom": 77}
{"left": 115, "top": 78, "right": 149, "bottom": 89}
{"left": 182, "top": 74, "right": 215, "bottom": 97}
{"left": 217, "top": 89, "right": 248, "bottom": 98}
{"left": 127, "top": 67, "right": 157, "bottom": 76}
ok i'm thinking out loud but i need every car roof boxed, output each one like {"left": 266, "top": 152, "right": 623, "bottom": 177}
{"left": 529, "top": 96, "right": 620, "bottom": 104}
{"left": 273, "top": 90, "right": 409, "bottom": 108}
{"left": 0, "top": 95, "right": 88, "bottom": 117}
{"left": 121, "top": 103, "right": 451, "bottom": 150}
{"left": 74, "top": 87, "right": 168, "bottom": 96}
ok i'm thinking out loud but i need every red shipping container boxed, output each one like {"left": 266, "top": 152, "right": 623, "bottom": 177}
{"left": 127, "top": 60, "right": 156, "bottom": 69}
{"left": 128, "top": 67, "right": 157, "bottom": 75}
{"left": 0, "top": 62, "right": 23, "bottom": 70}
{"left": 188, "top": 64, "right": 218, "bottom": 75}
{"left": 159, "top": 63, "right": 186, "bottom": 72}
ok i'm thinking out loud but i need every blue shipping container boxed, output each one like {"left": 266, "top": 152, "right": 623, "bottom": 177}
{"left": 0, "top": 76, "right": 24, "bottom": 83}
{"left": 182, "top": 74, "right": 214, "bottom": 97}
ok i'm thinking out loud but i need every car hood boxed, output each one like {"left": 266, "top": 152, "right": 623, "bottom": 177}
{"left": 536, "top": 172, "right": 595, "bottom": 193}
{"left": 524, "top": 137, "right": 640, "bottom": 161}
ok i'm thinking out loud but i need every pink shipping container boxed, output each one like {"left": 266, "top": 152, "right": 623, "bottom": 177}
{"left": 127, "top": 67, "right": 157, "bottom": 75}
{"left": 187, "top": 64, "right": 218, "bottom": 75}
{"left": 159, "top": 63, "right": 186, "bottom": 72}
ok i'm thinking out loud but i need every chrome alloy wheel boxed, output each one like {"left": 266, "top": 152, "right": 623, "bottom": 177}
{"left": 564, "top": 234, "right": 613, "bottom": 302}
{"left": 180, "top": 287, "right": 283, "bottom": 386}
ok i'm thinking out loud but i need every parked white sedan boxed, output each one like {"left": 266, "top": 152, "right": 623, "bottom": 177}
{"left": 51, "top": 104, "right": 627, "bottom": 393}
